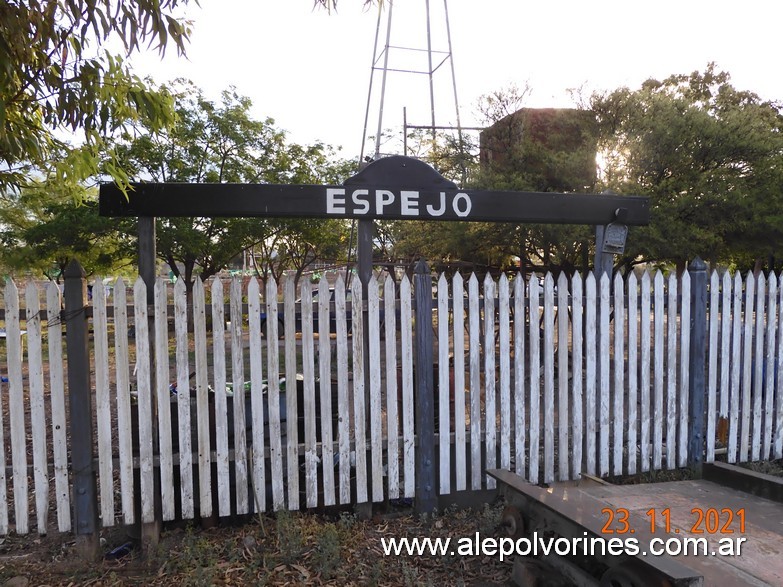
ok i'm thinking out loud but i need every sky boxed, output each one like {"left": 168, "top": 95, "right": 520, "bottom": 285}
{"left": 129, "top": 0, "right": 783, "bottom": 160}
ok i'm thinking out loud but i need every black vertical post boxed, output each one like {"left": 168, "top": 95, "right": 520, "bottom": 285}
{"left": 139, "top": 218, "right": 156, "bottom": 305}
{"left": 414, "top": 259, "right": 437, "bottom": 514}
{"left": 688, "top": 257, "right": 708, "bottom": 476}
{"left": 357, "top": 220, "right": 373, "bottom": 288}
{"left": 138, "top": 217, "right": 162, "bottom": 545}
{"left": 64, "top": 260, "right": 100, "bottom": 560}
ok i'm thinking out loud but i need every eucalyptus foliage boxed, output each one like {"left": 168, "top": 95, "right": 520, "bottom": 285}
{"left": 0, "top": 0, "right": 195, "bottom": 196}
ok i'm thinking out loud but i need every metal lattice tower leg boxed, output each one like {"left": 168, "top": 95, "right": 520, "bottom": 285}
{"left": 358, "top": 0, "right": 470, "bottom": 165}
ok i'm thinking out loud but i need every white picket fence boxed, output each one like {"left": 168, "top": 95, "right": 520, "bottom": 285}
{"left": 1, "top": 268, "right": 783, "bottom": 536}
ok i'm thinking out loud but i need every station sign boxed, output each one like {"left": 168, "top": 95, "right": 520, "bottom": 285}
{"left": 99, "top": 156, "right": 649, "bottom": 225}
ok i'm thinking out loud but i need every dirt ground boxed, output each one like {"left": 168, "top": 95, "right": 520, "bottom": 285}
{"left": 2, "top": 463, "right": 781, "bottom": 586}
{"left": 0, "top": 500, "right": 515, "bottom": 587}
{"left": 739, "top": 457, "right": 783, "bottom": 477}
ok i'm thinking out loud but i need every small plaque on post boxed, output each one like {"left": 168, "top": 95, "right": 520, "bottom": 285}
{"left": 602, "top": 222, "right": 628, "bottom": 254}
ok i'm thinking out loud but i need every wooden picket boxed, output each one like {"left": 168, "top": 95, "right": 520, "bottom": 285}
{"left": 114, "top": 279, "right": 135, "bottom": 524}
{"left": 133, "top": 277, "right": 154, "bottom": 524}
{"left": 230, "top": 277, "right": 249, "bottom": 515}
{"left": 542, "top": 273, "right": 554, "bottom": 484}
{"left": 740, "top": 273, "right": 755, "bottom": 462}
{"left": 155, "top": 278, "right": 175, "bottom": 521}
{"left": 368, "top": 279, "right": 383, "bottom": 503}
{"left": 453, "top": 273, "right": 467, "bottom": 490}
{"left": 468, "top": 273, "right": 482, "bottom": 489}
{"left": 300, "top": 280, "right": 317, "bottom": 508}
{"left": 400, "top": 275, "right": 415, "bottom": 498}
{"left": 640, "top": 271, "right": 651, "bottom": 472}
{"left": 25, "top": 282, "right": 47, "bottom": 533}
{"left": 3, "top": 267, "right": 783, "bottom": 536}
{"left": 598, "top": 273, "right": 610, "bottom": 477}
{"left": 513, "top": 274, "right": 526, "bottom": 478}
{"left": 626, "top": 273, "right": 638, "bottom": 475}
{"left": 46, "top": 282, "right": 70, "bottom": 532}
{"left": 528, "top": 274, "right": 541, "bottom": 482}
{"left": 752, "top": 276, "right": 765, "bottom": 461}
{"left": 334, "top": 275, "right": 352, "bottom": 504}
{"left": 764, "top": 274, "right": 777, "bottom": 460}
{"left": 612, "top": 272, "right": 625, "bottom": 476}
{"left": 584, "top": 273, "right": 597, "bottom": 477}
{"left": 351, "top": 275, "right": 368, "bottom": 504}
{"left": 570, "top": 274, "right": 583, "bottom": 478}
{"left": 193, "top": 278, "right": 213, "bottom": 518}
{"left": 653, "top": 272, "right": 665, "bottom": 470}
{"left": 384, "top": 276, "right": 399, "bottom": 499}
{"left": 6, "top": 280, "right": 28, "bottom": 534}
{"left": 720, "top": 271, "right": 732, "bottom": 420}
{"left": 247, "top": 277, "right": 266, "bottom": 512}
{"left": 211, "top": 278, "right": 230, "bottom": 517}
{"left": 174, "top": 278, "right": 195, "bottom": 519}
{"left": 558, "top": 273, "right": 570, "bottom": 481}
{"left": 679, "top": 272, "right": 691, "bottom": 469}
{"left": 499, "top": 275, "right": 512, "bottom": 473}
{"left": 319, "top": 277, "right": 336, "bottom": 506}
{"left": 92, "top": 278, "right": 113, "bottom": 525}
{"left": 666, "top": 273, "right": 678, "bottom": 469}
{"left": 484, "top": 274, "right": 497, "bottom": 488}
{"left": 283, "top": 276, "right": 299, "bottom": 510}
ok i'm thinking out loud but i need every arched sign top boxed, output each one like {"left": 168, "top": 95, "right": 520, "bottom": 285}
{"left": 345, "top": 155, "right": 458, "bottom": 190}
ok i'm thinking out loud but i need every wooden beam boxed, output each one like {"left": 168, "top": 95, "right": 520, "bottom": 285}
{"left": 99, "top": 182, "right": 649, "bottom": 225}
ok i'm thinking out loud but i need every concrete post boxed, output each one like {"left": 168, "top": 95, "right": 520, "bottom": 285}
{"left": 688, "top": 257, "right": 708, "bottom": 477}
{"left": 414, "top": 259, "right": 437, "bottom": 514}
{"left": 64, "top": 259, "right": 100, "bottom": 561}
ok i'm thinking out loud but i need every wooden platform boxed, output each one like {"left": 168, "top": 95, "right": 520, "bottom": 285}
{"left": 584, "top": 476, "right": 782, "bottom": 585}
{"left": 490, "top": 464, "right": 783, "bottom": 586}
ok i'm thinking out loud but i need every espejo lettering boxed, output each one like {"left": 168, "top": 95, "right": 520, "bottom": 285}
{"left": 326, "top": 188, "right": 473, "bottom": 218}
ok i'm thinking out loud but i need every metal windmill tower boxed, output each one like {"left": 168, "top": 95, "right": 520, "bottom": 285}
{"left": 348, "top": 0, "right": 482, "bottom": 295}
{"left": 358, "top": 0, "right": 479, "bottom": 168}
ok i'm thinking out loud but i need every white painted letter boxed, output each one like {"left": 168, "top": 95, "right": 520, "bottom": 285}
{"left": 351, "top": 189, "right": 370, "bottom": 215}
{"left": 425, "top": 192, "right": 447, "bottom": 216}
{"left": 401, "top": 190, "right": 419, "bottom": 216}
{"left": 326, "top": 188, "right": 346, "bottom": 214}
{"left": 453, "top": 192, "right": 472, "bottom": 217}
{"left": 376, "top": 190, "right": 395, "bottom": 215}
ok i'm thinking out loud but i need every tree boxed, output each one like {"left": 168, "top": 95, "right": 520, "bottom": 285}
{"left": 114, "top": 81, "right": 353, "bottom": 293}
{"left": 0, "top": 0, "right": 197, "bottom": 197}
{"left": 590, "top": 64, "right": 783, "bottom": 271}
{"left": 394, "top": 85, "right": 597, "bottom": 276}
{"left": 267, "top": 218, "right": 349, "bottom": 285}
{"left": 0, "top": 186, "right": 135, "bottom": 279}
{"left": 114, "top": 81, "right": 282, "bottom": 293}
